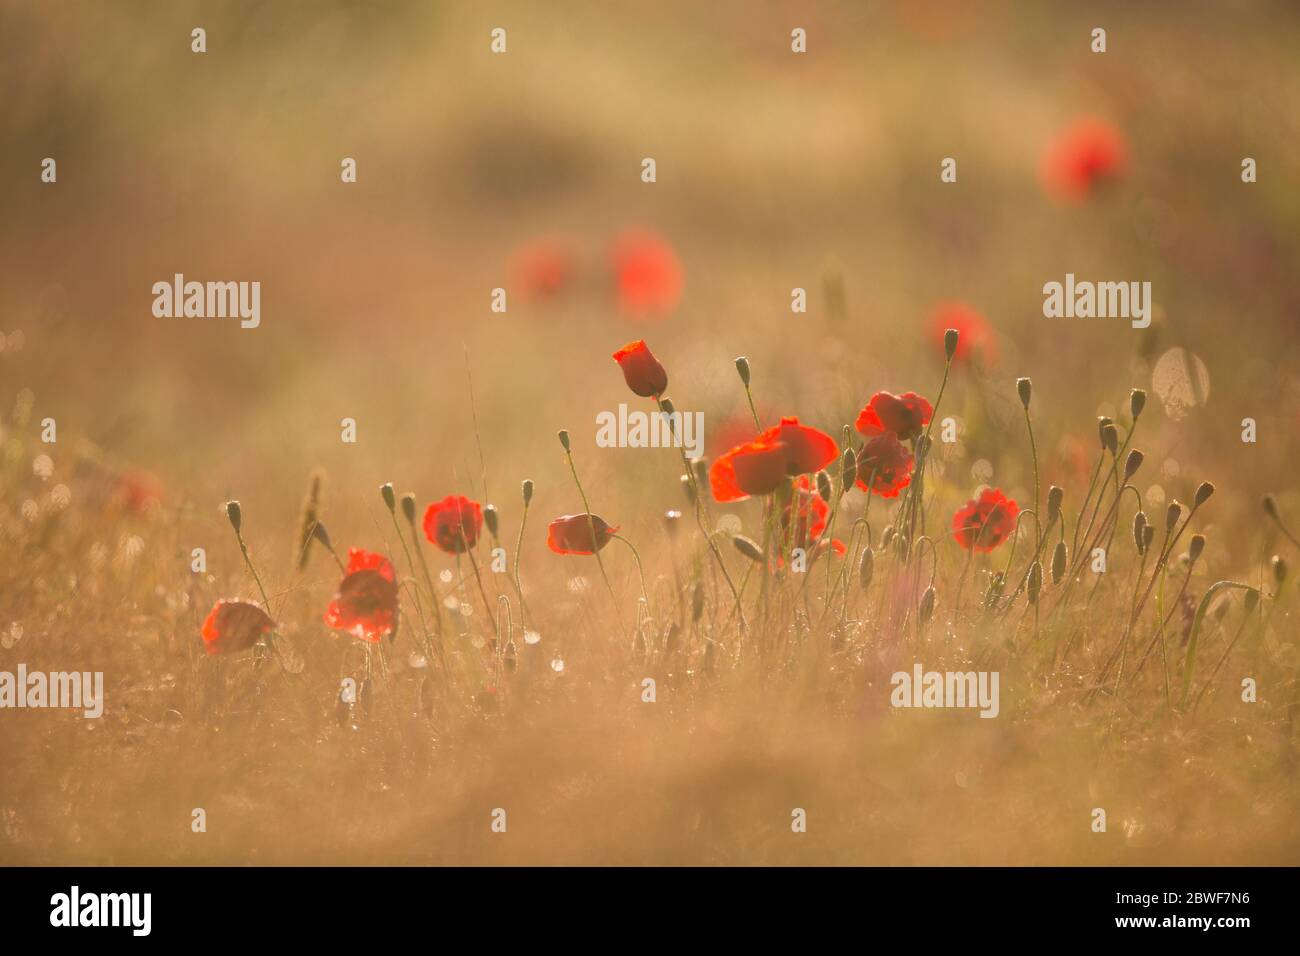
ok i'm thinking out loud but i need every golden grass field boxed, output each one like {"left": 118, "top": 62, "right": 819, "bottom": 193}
{"left": 2, "top": 0, "right": 1300, "bottom": 866}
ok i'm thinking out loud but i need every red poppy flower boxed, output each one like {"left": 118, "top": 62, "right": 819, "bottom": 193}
{"left": 610, "top": 231, "right": 683, "bottom": 317}
{"left": 855, "top": 433, "right": 914, "bottom": 498}
{"left": 423, "top": 495, "right": 484, "bottom": 554}
{"left": 200, "top": 599, "right": 273, "bottom": 656}
{"left": 547, "top": 513, "right": 619, "bottom": 555}
{"left": 710, "top": 417, "right": 839, "bottom": 503}
{"left": 1040, "top": 117, "right": 1128, "bottom": 203}
{"left": 510, "top": 237, "right": 575, "bottom": 302}
{"left": 612, "top": 340, "right": 668, "bottom": 398}
{"left": 928, "top": 302, "right": 996, "bottom": 366}
{"left": 324, "top": 548, "right": 399, "bottom": 643}
{"left": 113, "top": 470, "right": 162, "bottom": 513}
{"left": 952, "top": 488, "right": 1020, "bottom": 552}
{"left": 856, "top": 392, "right": 933, "bottom": 442}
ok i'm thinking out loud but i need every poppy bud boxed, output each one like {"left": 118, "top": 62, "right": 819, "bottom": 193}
{"left": 1165, "top": 500, "right": 1182, "bottom": 533}
{"left": 1123, "top": 449, "right": 1144, "bottom": 481}
{"left": 680, "top": 473, "right": 697, "bottom": 505}
{"left": 1130, "top": 388, "right": 1147, "bottom": 420}
{"left": 483, "top": 504, "right": 499, "bottom": 538}
{"left": 612, "top": 340, "right": 668, "bottom": 398}
{"left": 1027, "top": 562, "right": 1042, "bottom": 605}
{"left": 400, "top": 493, "right": 417, "bottom": 524}
{"left": 1047, "top": 485, "right": 1063, "bottom": 525}
{"left": 1133, "top": 511, "right": 1148, "bottom": 553}
{"left": 858, "top": 547, "right": 874, "bottom": 590}
{"left": 557, "top": 429, "right": 571, "bottom": 452}
{"left": 663, "top": 510, "right": 682, "bottom": 536}
{"left": 1194, "top": 481, "right": 1215, "bottom": 509}
{"left": 1051, "top": 540, "right": 1067, "bottom": 584}
{"left": 944, "top": 328, "right": 960, "bottom": 361}
{"left": 1262, "top": 494, "right": 1279, "bottom": 521}
{"left": 224, "top": 500, "right": 242, "bottom": 534}
{"left": 1272, "top": 554, "right": 1287, "bottom": 584}
{"left": 1100, "top": 421, "right": 1118, "bottom": 455}
{"left": 880, "top": 525, "right": 895, "bottom": 549}
{"left": 732, "top": 534, "right": 766, "bottom": 563}
{"left": 1142, "top": 524, "right": 1154, "bottom": 553}
{"left": 1188, "top": 533, "right": 1205, "bottom": 564}
{"left": 734, "top": 356, "right": 751, "bottom": 387}
{"left": 521, "top": 479, "right": 534, "bottom": 506}
{"left": 380, "top": 482, "right": 396, "bottom": 512}
{"left": 841, "top": 447, "right": 858, "bottom": 491}
{"left": 918, "top": 586, "right": 936, "bottom": 624}
{"left": 816, "top": 470, "right": 832, "bottom": 503}
{"left": 1016, "top": 377, "right": 1032, "bottom": 410}
{"left": 896, "top": 533, "right": 910, "bottom": 561}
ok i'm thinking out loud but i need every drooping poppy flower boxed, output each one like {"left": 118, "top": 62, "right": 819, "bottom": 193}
{"left": 200, "top": 599, "right": 274, "bottom": 656}
{"left": 1040, "top": 117, "right": 1128, "bottom": 203}
{"left": 855, "top": 392, "right": 934, "bottom": 442}
{"left": 610, "top": 230, "right": 683, "bottom": 316}
{"left": 423, "top": 495, "right": 484, "bottom": 554}
{"left": 612, "top": 340, "right": 668, "bottom": 398}
{"left": 928, "top": 302, "right": 996, "bottom": 366}
{"left": 547, "top": 513, "right": 619, "bottom": 555}
{"left": 855, "top": 433, "right": 915, "bottom": 498}
{"left": 510, "top": 237, "right": 576, "bottom": 302}
{"left": 324, "top": 548, "right": 399, "bottom": 643}
{"left": 710, "top": 417, "right": 839, "bottom": 503}
{"left": 952, "top": 487, "right": 1020, "bottom": 552}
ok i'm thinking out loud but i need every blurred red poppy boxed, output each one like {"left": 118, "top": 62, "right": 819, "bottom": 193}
{"left": 612, "top": 339, "right": 668, "bottom": 397}
{"left": 1040, "top": 117, "right": 1128, "bottom": 203}
{"left": 114, "top": 470, "right": 162, "bottom": 513}
{"left": 547, "top": 513, "right": 619, "bottom": 555}
{"left": 952, "top": 488, "right": 1020, "bottom": 552}
{"left": 783, "top": 475, "right": 829, "bottom": 545}
{"left": 510, "top": 237, "right": 575, "bottom": 302}
{"left": 423, "top": 495, "right": 484, "bottom": 554}
{"left": 710, "top": 417, "right": 839, "bottom": 502}
{"left": 611, "top": 231, "right": 683, "bottom": 316}
{"left": 855, "top": 433, "right": 914, "bottom": 498}
{"left": 324, "top": 548, "right": 399, "bottom": 643}
{"left": 928, "top": 302, "right": 996, "bottom": 366}
{"left": 856, "top": 392, "right": 933, "bottom": 442}
{"left": 200, "top": 599, "right": 273, "bottom": 656}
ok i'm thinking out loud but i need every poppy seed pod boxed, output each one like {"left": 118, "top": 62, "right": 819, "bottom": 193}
{"left": 1165, "top": 500, "right": 1182, "bottom": 533}
{"left": 224, "top": 500, "right": 242, "bottom": 534}
{"left": 841, "top": 447, "right": 858, "bottom": 491}
{"left": 1133, "top": 511, "right": 1147, "bottom": 552}
{"left": 732, "top": 534, "right": 766, "bottom": 563}
{"left": 1100, "top": 422, "right": 1118, "bottom": 455}
{"left": 1130, "top": 388, "right": 1147, "bottom": 420}
{"left": 734, "top": 356, "right": 751, "bottom": 387}
{"left": 1047, "top": 485, "right": 1064, "bottom": 525}
{"left": 1016, "top": 377, "right": 1032, "bottom": 409}
{"left": 816, "top": 470, "right": 832, "bottom": 503}
{"left": 483, "top": 504, "right": 499, "bottom": 538}
{"left": 1262, "top": 494, "right": 1279, "bottom": 521}
{"left": 1142, "top": 524, "right": 1155, "bottom": 552}
{"left": 859, "top": 546, "right": 874, "bottom": 590}
{"left": 1188, "top": 533, "right": 1205, "bottom": 564}
{"left": 944, "top": 328, "right": 960, "bottom": 361}
{"left": 557, "top": 429, "right": 571, "bottom": 453}
{"left": 1194, "top": 481, "right": 1215, "bottom": 508}
{"left": 1051, "top": 540, "right": 1067, "bottom": 584}
{"left": 612, "top": 340, "right": 668, "bottom": 398}
{"left": 1027, "top": 561, "right": 1042, "bottom": 605}
{"left": 919, "top": 586, "right": 936, "bottom": 624}
{"left": 521, "top": 479, "right": 534, "bottom": 506}
{"left": 380, "top": 482, "right": 396, "bottom": 512}
{"left": 400, "top": 493, "right": 417, "bottom": 524}
{"left": 1272, "top": 554, "right": 1287, "bottom": 584}
{"left": 1123, "top": 449, "right": 1144, "bottom": 481}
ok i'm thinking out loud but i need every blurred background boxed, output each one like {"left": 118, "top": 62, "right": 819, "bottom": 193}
{"left": 2, "top": 0, "right": 1300, "bottom": 864}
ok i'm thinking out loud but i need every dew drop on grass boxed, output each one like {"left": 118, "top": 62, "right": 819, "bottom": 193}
{"left": 1152, "top": 347, "right": 1210, "bottom": 421}
{"left": 524, "top": 630, "right": 541, "bottom": 645}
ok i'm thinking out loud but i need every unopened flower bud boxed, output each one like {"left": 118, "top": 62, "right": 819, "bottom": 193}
{"left": 1016, "top": 377, "right": 1032, "bottom": 409}
{"left": 557, "top": 429, "right": 571, "bottom": 452}
{"left": 1165, "top": 500, "right": 1182, "bottom": 533}
{"left": 1123, "top": 449, "right": 1144, "bottom": 481}
{"left": 841, "top": 447, "right": 858, "bottom": 491}
{"left": 1188, "top": 533, "right": 1205, "bottom": 564}
{"left": 858, "top": 547, "right": 874, "bottom": 590}
{"left": 1194, "top": 481, "right": 1215, "bottom": 508}
{"left": 224, "top": 500, "right": 242, "bottom": 534}
{"left": 1130, "top": 388, "right": 1147, "bottom": 420}
{"left": 1133, "top": 511, "right": 1147, "bottom": 552}
{"left": 734, "top": 356, "right": 751, "bottom": 387}
{"left": 918, "top": 586, "right": 936, "bottom": 624}
{"left": 521, "top": 479, "right": 534, "bottom": 506}
{"left": 483, "top": 504, "right": 499, "bottom": 538}
{"left": 732, "top": 534, "right": 766, "bottom": 563}
{"left": 400, "top": 493, "right": 416, "bottom": 523}
{"left": 1027, "top": 562, "right": 1042, "bottom": 605}
{"left": 944, "top": 328, "right": 959, "bottom": 361}
{"left": 1100, "top": 421, "right": 1118, "bottom": 455}
{"left": 1047, "top": 486, "right": 1063, "bottom": 525}
{"left": 380, "top": 482, "right": 396, "bottom": 512}
{"left": 1051, "top": 540, "right": 1067, "bottom": 584}
{"left": 816, "top": 470, "right": 832, "bottom": 503}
